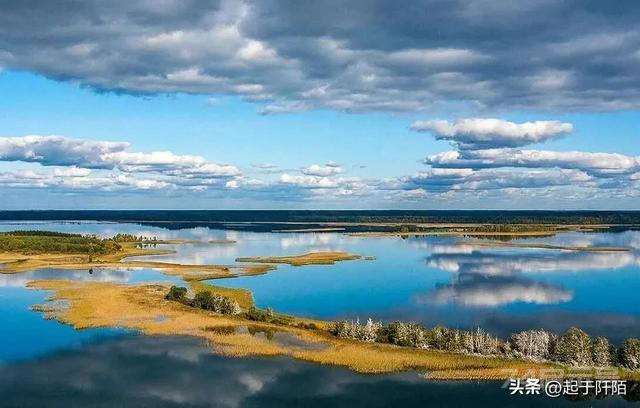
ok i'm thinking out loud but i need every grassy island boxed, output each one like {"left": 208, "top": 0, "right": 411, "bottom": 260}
{"left": 0, "top": 230, "right": 267, "bottom": 278}
{"left": 28, "top": 279, "right": 562, "bottom": 380}
{"left": 27, "top": 279, "right": 640, "bottom": 380}
{"left": 236, "top": 251, "right": 365, "bottom": 266}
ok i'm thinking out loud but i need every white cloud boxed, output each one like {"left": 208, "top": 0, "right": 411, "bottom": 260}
{"left": 0, "top": 135, "right": 240, "bottom": 179}
{"left": 411, "top": 118, "right": 574, "bottom": 148}
{"left": 53, "top": 167, "right": 91, "bottom": 177}
{"left": 280, "top": 174, "right": 339, "bottom": 188}
{"left": 425, "top": 148, "right": 640, "bottom": 176}
{"left": 301, "top": 164, "right": 343, "bottom": 177}
{"left": 0, "top": 135, "right": 243, "bottom": 195}
{"left": 0, "top": 135, "right": 129, "bottom": 168}
{"left": 258, "top": 101, "right": 310, "bottom": 115}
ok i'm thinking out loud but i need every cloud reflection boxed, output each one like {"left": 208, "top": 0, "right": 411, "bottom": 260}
{"left": 420, "top": 274, "right": 573, "bottom": 307}
{"left": 2, "top": 334, "right": 620, "bottom": 407}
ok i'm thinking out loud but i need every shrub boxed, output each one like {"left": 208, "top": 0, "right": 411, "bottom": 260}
{"left": 554, "top": 327, "right": 593, "bottom": 366}
{"left": 620, "top": 338, "right": 640, "bottom": 370}
{"left": 165, "top": 286, "right": 188, "bottom": 302}
{"left": 192, "top": 291, "right": 241, "bottom": 315}
{"left": 245, "top": 306, "right": 292, "bottom": 325}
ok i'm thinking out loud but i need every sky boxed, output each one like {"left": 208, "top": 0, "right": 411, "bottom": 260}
{"left": 0, "top": 0, "right": 639, "bottom": 209}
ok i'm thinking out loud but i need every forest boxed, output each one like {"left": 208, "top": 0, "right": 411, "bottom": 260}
{"left": 0, "top": 230, "right": 121, "bottom": 255}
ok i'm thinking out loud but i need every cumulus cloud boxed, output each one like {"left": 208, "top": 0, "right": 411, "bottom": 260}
{"left": 0, "top": 135, "right": 129, "bottom": 168}
{"left": 425, "top": 148, "right": 640, "bottom": 177}
{"left": 392, "top": 114, "right": 640, "bottom": 202}
{"left": 3, "top": 1, "right": 640, "bottom": 112}
{"left": 401, "top": 168, "right": 592, "bottom": 192}
{"left": 0, "top": 135, "right": 240, "bottom": 177}
{"left": 301, "top": 164, "right": 343, "bottom": 176}
{"left": 0, "top": 135, "right": 242, "bottom": 194}
{"left": 53, "top": 167, "right": 92, "bottom": 177}
{"left": 278, "top": 166, "right": 370, "bottom": 199}
{"left": 411, "top": 118, "right": 574, "bottom": 148}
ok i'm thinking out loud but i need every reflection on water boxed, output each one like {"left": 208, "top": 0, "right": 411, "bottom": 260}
{"left": 2, "top": 222, "right": 640, "bottom": 404}
{"left": 2, "top": 222, "right": 640, "bottom": 342}
{"left": 0, "top": 265, "right": 182, "bottom": 362}
{"left": 420, "top": 273, "right": 573, "bottom": 307}
{"left": 0, "top": 266, "right": 184, "bottom": 288}
{"left": 0, "top": 334, "right": 636, "bottom": 407}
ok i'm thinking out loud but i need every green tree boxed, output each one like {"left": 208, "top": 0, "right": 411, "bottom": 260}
{"left": 193, "top": 291, "right": 215, "bottom": 310}
{"left": 591, "top": 337, "right": 612, "bottom": 367}
{"left": 555, "top": 327, "right": 593, "bottom": 366}
{"left": 165, "top": 286, "right": 188, "bottom": 302}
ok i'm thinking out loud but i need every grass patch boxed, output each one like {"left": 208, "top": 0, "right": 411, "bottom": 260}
{"left": 236, "top": 251, "right": 363, "bottom": 266}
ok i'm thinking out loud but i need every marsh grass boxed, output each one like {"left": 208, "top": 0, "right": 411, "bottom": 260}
{"left": 28, "top": 279, "right": 583, "bottom": 380}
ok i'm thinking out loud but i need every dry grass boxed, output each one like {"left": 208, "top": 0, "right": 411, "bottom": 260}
{"left": 236, "top": 251, "right": 363, "bottom": 266}
{"left": 26, "top": 279, "right": 624, "bottom": 380}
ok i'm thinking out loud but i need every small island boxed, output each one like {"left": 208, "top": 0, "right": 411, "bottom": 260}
{"left": 236, "top": 251, "right": 365, "bottom": 266}
{"left": 0, "top": 230, "right": 265, "bottom": 279}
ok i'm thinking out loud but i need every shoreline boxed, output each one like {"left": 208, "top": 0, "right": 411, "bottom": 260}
{"left": 26, "top": 279, "right": 572, "bottom": 380}
{"left": 26, "top": 279, "right": 640, "bottom": 381}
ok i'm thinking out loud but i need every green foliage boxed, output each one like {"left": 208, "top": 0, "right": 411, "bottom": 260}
{"left": 244, "top": 306, "right": 293, "bottom": 325}
{"left": 0, "top": 230, "right": 121, "bottom": 255}
{"left": 554, "top": 327, "right": 593, "bottom": 366}
{"left": 112, "top": 233, "right": 142, "bottom": 242}
{"left": 192, "top": 290, "right": 241, "bottom": 315}
{"left": 621, "top": 338, "right": 640, "bottom": 370}
{"left": 592, "top": 336, "right": 613, "bottom": 367}
{"left": 386, "top": 321, "right": 428, "bottom": 348}
{"left": 165, "top": 287, "right": 240, "bottom": 315}
{"left": 165, "top": 286, "right": 188, "bottom": 302}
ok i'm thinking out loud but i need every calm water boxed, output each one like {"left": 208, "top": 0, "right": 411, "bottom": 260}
{"left": 1, "top": 221, "right": 640, "bottom": 406}
{"left": 0, "top": 334, "right": 636, "bottom": 407}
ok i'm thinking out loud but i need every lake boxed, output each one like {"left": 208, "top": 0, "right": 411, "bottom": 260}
{"left": 1, "top": 220, "right": 639, "bottom": 406}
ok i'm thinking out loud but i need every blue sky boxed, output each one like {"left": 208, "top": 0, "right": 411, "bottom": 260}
{"left": 1, "top": 1, "right": 639, "bottom": 209}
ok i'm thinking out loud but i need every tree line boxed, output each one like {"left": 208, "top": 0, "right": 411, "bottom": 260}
{"left": 0, "top": 230, "right": 121, "bottom": 255}
{"left": 331, "top": 319, "right": 640, "bottom": 371}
